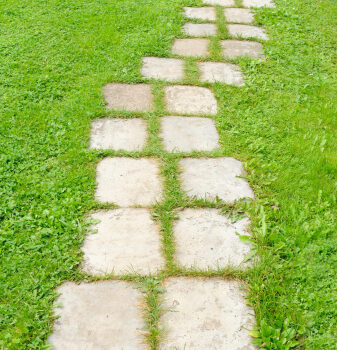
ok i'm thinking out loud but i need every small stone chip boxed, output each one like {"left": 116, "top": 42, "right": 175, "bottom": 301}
{"left": 228, "top": 24, "right": 269, "bottom": 40}
{"left": 102, "top": 83, "right": 154, "bottom": 112}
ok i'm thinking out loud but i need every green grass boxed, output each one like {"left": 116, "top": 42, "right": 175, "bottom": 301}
{"left": 0, "top": 0, "right": 337, "bottom": 349}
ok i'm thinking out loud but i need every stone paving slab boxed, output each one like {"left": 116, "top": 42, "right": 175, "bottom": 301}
{"left": 203, "top": 0, "right": 235, "bottom": 5}
{"left": 82, "top": 209, "right": 164, "bottom": 275}
{"left": 160, "top": 116, "right": 219, "bottom": 152}
{"left": 160, "top": 278, "right": 256, "bottom": 349}
{"left": 183, "top": 23, "right": 217, "bottom": 37}
{"left": 224, "top": 8, "right": 254, "bottom": 23}
{"left": 221, "top": 40, "right": 265, "bottom": 59}
{"left": 49, "top": 281, "right": 145, "bottom": 350}
{"left": 95, "top": 157, "right": 162, "bottom": 206}
{"left": 173, "top": 209, "right": 251, "bottom": 269}
{"left": 164, "top": 85, "right": 217, "bottom": 116}
{"left": 171, "top": 38, "right": 210, "bottom": 57}
{"left": 228, "top": 24, "right": 269, "bottom": 40}
{"left": 90, "top": 118, "right": 147, "bottom": 151}
{"left": 243, "top": 0, "right": 275, "bottom": 8}
{"left": 199, "top": 61, "right": 245, "bottom": 85}
{"left": 179, "top": 157, "right": 255, "bottom": 202}
{"left": 102, "top": 83, "right": 153, "bottom": 112}
{"left": 141, "top": 57, "right": 184, "bottom": 82}
{"left": 183, "top": 7, "right": 216, "bottom": 21}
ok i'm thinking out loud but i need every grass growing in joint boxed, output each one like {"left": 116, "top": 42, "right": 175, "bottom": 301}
{"left": 1, "top": 0, "right": 337, "bottom": 349}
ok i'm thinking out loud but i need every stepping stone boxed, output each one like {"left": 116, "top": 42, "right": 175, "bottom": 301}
{"left": 82, "top": 209, "right": 164, "bottom": 275}
{"left": 179, "top": 157, "right": 254, "bottom": 202}
{"left": 198, "top": 61, "right": 245, "bottom": 85}
{"left": 221, "top": 40, "right": 265, "bottom": 59}
{"left": 228, "top": 24, "right": 269, "bottom": 40}
{"left": 160, "top": 278, "right": 256, "bottom": 350}
{"left": 224, "top": 8, "right": 254, "bottom": 23}
{"left": 95, "top": 157, "right": 162, "bottom": 206}
{"left": 141, "top": 57, "right": 184, "bottom": 82}
{"left": 160, "top": 116, "right": 219, "bottom": 152}
{"left": 243, "top": 0, "right": 275, "bottom": 8}
{"left": 102, "top": 83, "right": 153, "bottom": 112}
{"left": 49, "top": 281, "right": 145, "bottom": 350}
{"left": 164, "top": 86, "right": 217, "bottom": 116}
{"left": 171, "top": 38, "right": 210, "bottom": 57}
{"left": 202, "top": 0, "right": 235, "bottom": 5}
{"left": 173, "top": 208, "right": 251, "bottom": 269}
{"left": 183, "top": 23, "right": 217, "bottom": 37}
{"left": 183, "top": 7, "right": 216, "bottom": 21}
{"left": 90, "top": 118, "right": 147, "bottom": 151}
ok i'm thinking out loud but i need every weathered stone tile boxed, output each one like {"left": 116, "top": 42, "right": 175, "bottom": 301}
{"left": 102, "top": 83, "right": 153, "bottom": 112}
{"left": 202, "top": 0, "right": 235, "bottom": 5}
{"left": 82, "top": 209, "right": 164, "bottom": 275}
{"left": 224, "top": 8, "right": 254, "bottom": 23}
{"left": 95, "top": 157, "right": 162, "bottom": 206}
{"left": 173, "top": 208, "right": 251, "bottom": 268}
{"left": 160, "top": 116, "right": 219, "bottom": 152}
{"left": 164, "top": 86, "right": 217, "bottom": 116}
{"left": 90, "top": 118, "right": 147, "bottom": 151}
{"left": 243, "top": 0, "right": 275, "bottom": 8}
{"left": 199, "top": 61, "right": 245, "bottom": 85}
{"left": 183, "top": 23, "right": 217, "bottom": 37}
{"left": 221, "top": 40, "right": 265, "bottom": 59}
{"left": 171, "top": 38, "right": 210, "bottom": 57}
{"left": 228, "top": 24, "right": 269, "bottom": 40}
{"left": 183, "top": 7, "right": 216, "bottom": 21}
{"left": 179, "top": 157, "right": 254, "bottom": 202}
{"left": 49, "top": 281, "right": 145, "bottom": 350}
{"left": 141, "top": 57, "right": 184, "bottom": 82}
{"left": 160, "top": 278, "right": 256, "bottom": 350}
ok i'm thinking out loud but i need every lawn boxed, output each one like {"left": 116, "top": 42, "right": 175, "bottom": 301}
{"left": 0, "top": 0, "right": 336, "bottom": 348}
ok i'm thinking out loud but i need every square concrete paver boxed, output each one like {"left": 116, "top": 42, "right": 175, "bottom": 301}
{"left": 228, "top": 24, "right": 269, "bottom": 40}
{"left": 141, "top": 57, "right": 184, "bottom": 82}
{"left": 90, "top": 118, "right": 147, "bottom": 151}
{"left": 164, "top": 85, "right": 217, "bottom": 115}
{"left": 160, "top": 278, "right": 256, "bottom": 350}
{"left": 95, "top": 157, "right": 162, "bottom": 206}
{"left": 173, "top": 209, "right": 251, "bottom": 269}
{"left": 224, "top": 8, "right": 254, "bottom": 23}
{"left": 102, "top": 83, "right": 153, "bottom": 112}
{"left": 49, "top": 281, "right": 145, "bottom": 350}
{"left": 183, "top": 23, "right": 217, "bottom": 37}
{"left": 179, "top": 157, "right": 254, "bottom": 202}
{"left": 171, "top": 38, "right": 210, "bottom": 57}
{"left": 160, "top": 116, "right": 219, "bottom": 152}
{"left": 202, "top": 0, "right": 235, "bottom": 5}
{"left": 221, "top": 40, "right": 265, "bottom": 59}
{"left": 183, "top": 7, "right": 216, "bottom": 21}
{"left": 82, "top": 209, "right": 164, "bottom": 275}
{"left": 243, "top": 0, "right": 275, "bottom": 8}
{"left": 199, "top": 61, "right": 244, "bottom": 86}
